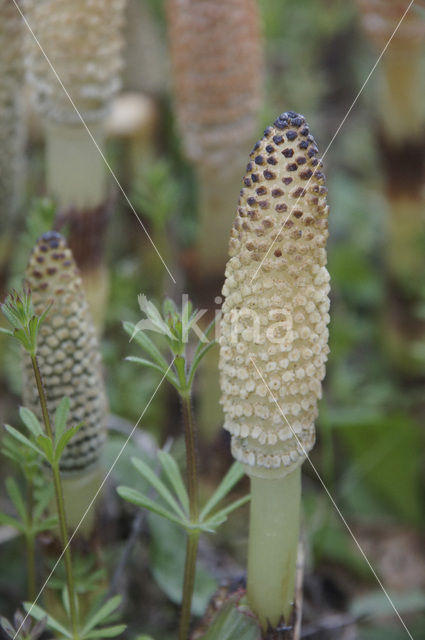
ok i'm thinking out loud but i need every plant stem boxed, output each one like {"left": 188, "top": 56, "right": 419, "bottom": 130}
{"left": 247, "top": 467, "right": 301, "bottom": 629}
{"left": 181, "top": 393, "right": 199, "bottom": 521}
{"left": 178, "top": 392, "right": 200, "bottom": 640}
{"left": 26, "top": 479, "right": 36, "bottom": 601}
{"left": 31, "top": 356, "right": 79, "bottom": 639}
{"left": 179, "top": 530, "right": 200, "bottom": 640}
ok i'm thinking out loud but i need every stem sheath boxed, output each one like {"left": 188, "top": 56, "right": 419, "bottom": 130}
{"left": 247, "top": 467, "right": 301, "bottom": 629}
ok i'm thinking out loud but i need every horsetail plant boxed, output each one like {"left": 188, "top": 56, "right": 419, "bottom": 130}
{"left": 24, "top": 0, "right": 127, "bottom": 325}
{"left": 120, "top": 297, "right": 250, "bottom": 640}
{"left": 166, "top": 0, "right": 263, "bottom": 277}
{"left": 219, "top": 112, "right": 330, "bottom": 630}
{"left": 0, "top": 0, "right": 25, "bottom": 290}
{"left": 22, "top": 231, "right": 108, "bottom": 532}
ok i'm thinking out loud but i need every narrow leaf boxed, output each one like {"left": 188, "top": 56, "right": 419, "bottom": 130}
{"left": 23, "top": 603, "right": 72, "bottom": 638}
{"left": 4, "top": 425, "right": 42, "bottom": 457}
{"left": 188, "top": 339, "right": 217, "bottom": 387}
{"left": 123, "top": 321, "right": 168, "bottom": 369}
{"left": 200, "top": 462, "right": 245, "bottom": 520}
{"left": 55, "top": 424, "right": 82, "bottom": 462}
{"left": 157, "top": 451, "right": 189, "bottom": 514}
{"left": 0, "top": 511, "right": 25, "bottom": 532}
{"left": 36, "top": 434, "right": 54, "bottom": 462}
{"left": 5, "top": 477, "right": 27, "bottom": 522}
{"left": 54, "top": 397, "right": 70, "bottom": 444}
{"left": 117, "top": 487, "right": 187, "bottom": 529}
{"left": 204, "top": 495, "right": 251, "bottom": 529}
{"left": 84, "top": 625, "right": 127, "bottom": 639}
{"left": 131, "top": 457, "right": 186, "bottom": 519}
{"left": 19, "top": 407, "right": 43, "bottom": 437}
{"left": 81, "top": 595, "right": 122, "bottom": 634}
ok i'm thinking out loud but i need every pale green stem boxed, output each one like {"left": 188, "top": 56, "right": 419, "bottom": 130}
{"left": 46, "top": 121, "right": 106, "bottom": 209}
{"left": 31, "top": 356, "right": 79, "bottom": 639}
{"left": 247, "top": 467, "right": 301, "bottom": 629}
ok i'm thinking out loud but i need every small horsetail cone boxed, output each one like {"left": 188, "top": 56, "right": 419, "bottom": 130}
{"left": 23, "top": 232, "right": 107, "bottom": 474}
{"left": 219, "top": 112, "right": 330, "bottom": 628}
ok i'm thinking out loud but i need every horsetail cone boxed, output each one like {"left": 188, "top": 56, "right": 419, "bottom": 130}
{"left": 219, "top": 111, "right": 330, "bottom": 479}
{"left": 23, "top": 232, "right": 108, "bottom": 473}
{"left": 166, "top": 0, "right": 262, "bottom": 171}
{"left": 24, "top": 0, "right": 127, "bottom": 123}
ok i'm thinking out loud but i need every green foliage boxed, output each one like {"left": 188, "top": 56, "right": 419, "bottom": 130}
{"left": 118, "top": 454, "right": 249, "bottom": 534}
{"left": 132, "top": 158, "right": 181, "bottom": 232}
{"left": 338, "top": 413, "right": 423, "bottom": 525}
{"left": 148, "top": 514, "right": 217, "bottom": 615}
{"left": 0, "top": 289, "right": 51, "bottom": 358}
{"left": 24, "top": 594, "right": 126, "bottom": 640}
{"left": 197, "top": 595, "right": 261, "bottom": 640}
{"left": 5, "top": 399, "right": 83, "bottom": 469}
{"left": 124, "top": 294, "right": 216, "bottom": 396}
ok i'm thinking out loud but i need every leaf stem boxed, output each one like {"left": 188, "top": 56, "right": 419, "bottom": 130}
{"left": 31, "top": 356, "right": 79, "bottom": 639}
{"left": 178, "top": 392, "right": 200, "bottom": 640}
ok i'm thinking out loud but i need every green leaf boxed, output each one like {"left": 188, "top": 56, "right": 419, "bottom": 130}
{"left": 84, "top": 625, "right": 127, "bottom": 639}
{"left": 4, "top": 425, "right": 42, "bottom": 457}
{"left": 157, "top": 451, "right": 189, "bottom": 514}
{"left": 0, "top": 511, "right": 25, "bottom": 533}
{"left": 117, "top": 487, "right": 187, "bottom": 529}
{"left": 204, "top": 495, "right": 251, "bottom": 529}
{"left": 149, "top": 514, "right": 217, "bottom": 615}
{"left": 125, "top": 356, "right": 179, "bottom": 389}
{"left": 131, "top": 457, "right": 186, "bottom": 519}
{"left": 34, "top": 516, "right": 58, "bottom": 534}
{"left": 33, "top": 484, "right": 54, "bottom": 522}
{"left": 36, "top": 434, "right": 54, "bottom": 462}
{"left": 23, "top": 603, "right": 72, "bottom": 638}
{"left": 54, "top": 397, "right": 70, "bottom": 444}
{"left": 198, "top": 596, "right": 261, "bottom": 640}
{"left": 19, "top": 407, "right": 43, "bottom": 438}
{"left": 200, "top": 462, "right": 245, "bottom": 520}
{"left": 81, "top": 595, "right": 122, "bottom": 635}
{"left": 123, "top": 321, "right": 169, "bottom": 369}
{"left": 5, "top": 477, "right": 27, "bottom": 522}
{"left": 0, "top": 327, "right": 13, "bottom": 337}
{"left": 55, "top": 424, "right": 83, "bottom": 463}
{"left": 188, "top": 339, "right": 217, "bottom": 388}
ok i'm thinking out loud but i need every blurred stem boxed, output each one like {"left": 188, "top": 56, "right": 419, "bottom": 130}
{"left": 26, "top": 479, "right": 36, "bottom": 601}
{"left": 247, "top": 468, "right": 301, "bottom": 629}
{"left": 31, "top": 356, "right": 79, "bottom": 639}
{"left": 178, "top": 392, "right": 200, "bottom": 640}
